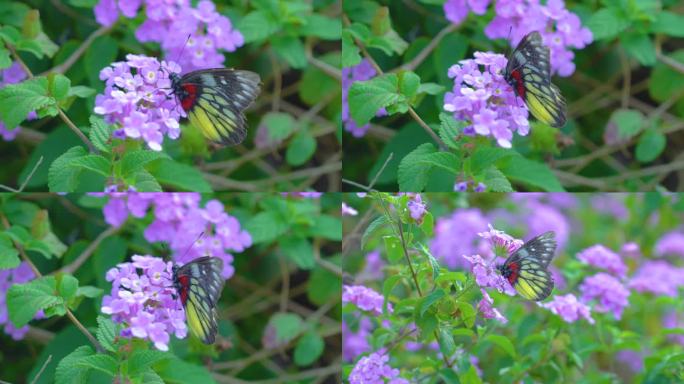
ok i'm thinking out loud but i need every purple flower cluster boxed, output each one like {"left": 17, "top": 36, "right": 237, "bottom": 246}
{"left": 478, "top": 224, "right": 524, "bottom": 257}
{"left": 443, "top": 0, "right": 490, "bottom": 25}
{"left": 94, "top": 0, "right": 243, "bottom": 73}
{"left": 94, "top": 54, "right": 183, "bottom": 150}
{"left": 0, "top": 263, "right": 43, "bottom": 339}
{"left": 0, "top": 62, "right": 37, "bottom": 141}
{"left": 357, "top": 251, "right": 385, "bottom": 283}
{"left": 590, "top": 194, "right": 629, "bottom": 220}
{"left": 577, "top": 245, "right": 627, "bottom": 277}
{"left": 663, "top": 311, "right": 684, "bottom": 346}
{"left": 407, "top": 194, "right": 427, "bottom": 224}
{"left": 101, "top": 193, "right": 251, "bottom": 278}
{"left": 444, "top": 52, "right": 530, "bottom": 148}
{"left": 101, "top": 255, "right": 186, "bottom": 350}
{"left": 343, "top": 60, "right": 387, "bottom": 137}
{"left": 510, "top": 195, "right": 570, "bottom": 250}
{"left": 579, "top": 273, "right": 630, "bottom": 320}
{"left": 430, "top": 208, "right": 490, "bottom": 269}
{"left": 343, "top": 317, "right": 372, "bottom": 362}
{"left": 454, "top": 181, "right": 487, "bottom": 192}
{"left": 655, "top": 231, "right": 684, "bottom": 258}
{"left": 349, "top": 351, "right": 409, "bottom": 384}
{"left": 484, "top": 0, "right": 593, "bottom": 76}
{"left": 463, "top": 253, "right": 514, "bottom": 295}
{"left": 342, "top": 285, "right": 392, "bottom": 315}
{"left": 629, "top": 261, "right": 684, "bottom": 297}
{"left": 478, "top": 288, "right": 508, "bottom": 323}
{"left": 541, "top": 293, "right": 594, "bottom": 324}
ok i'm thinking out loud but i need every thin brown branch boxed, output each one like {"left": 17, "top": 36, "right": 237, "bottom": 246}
{"left": 58, "top": 226, "right": 118, "bottom": 275}
{"left": 397, "top": 23, "right": 458, "bottom": 72}
{"left": 41, "top": 26, "right": 111, "bottom": 75}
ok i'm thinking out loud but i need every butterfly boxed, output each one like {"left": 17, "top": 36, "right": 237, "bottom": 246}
{"left": 170, "top": 69, "right": 261, "bottom": 145}
{"left": 497, "top": 231, "right": 557, "bottom": 301}
{"left": 172, "top": 256, "right": 225, "bottom": 344}
{"left": 503, "top": 31, "right": 566, "bottom": 128}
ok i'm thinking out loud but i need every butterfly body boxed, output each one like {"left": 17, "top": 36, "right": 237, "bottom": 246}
{"left": 170, "top": 68, "right": 261, "bottom": 146}
{"left": 172, "top": 256, "right": 225, "bottom": 344}
{"left": 498, "top": 231, "right": 557, "bottom": 301}
{"left": 503, "top": 31, "right": 566, "bottom": 128}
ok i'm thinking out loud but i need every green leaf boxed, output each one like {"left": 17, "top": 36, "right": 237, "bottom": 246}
{"left": 0, "top": 46, "right": 11, "bottom": 69}
{"left": 260, "top": 112, "right": 295, "bottom": 143}
{"left": 455, "top": 301, "right": 476, "bottom": 328}
{"left": 96, "top": 316, "right": 117, "bottom": 353}
{"left": 132, "top": 169, "right": 163, "bottom": 192}
{"left": 0, "top": 76, "right": 53, "bottom": 128}
{"left": 246, "top": 211, "right": 289, "bottom": 244}
{"left": 348, "top": 74, "right": 402, "bottom": 126}
{"left": 484, "top": 334, "right": 517, "bottom": 358}
{"left": 652, "top": 11, "right": 684, "bottom": 37}
{"left": 307, "top": 257, "right": 341, "bottom": 306}
{"left": 280, "top": 237, "right": 314, "bottom": 269}
{"left": 286, "top": 131, "right": 317, "bottom": 166}
{"left": 649, "top": 50, "right": 684, "bottom": 102}
{"left": 120, "top": 150, "right": 169, "bottom": 177}
{"left": 267, "top": 312, "right": 304, "bottom": 345}
{"left": 610, "top": 109, "right": 644, "bottom": 141}
{"left": 499, "top": 156, "right": 565, "bottom": 192}
{"left": 622, "top": 34, "right": 656, "bottom": 66}
{"left": 342, "top": 31, "right": 362, "bottom": 67}
{"left": 128, "top": 350, "right": 169, "bottom": 376}
{"left": 397, "top": 143, "right": 437, "bottom": 192}
{"left": 483, "top": 166, "right": 513, "bottom": 192}
{"left": 383, "top": 235, "right": 403, "bottom": 263}
{"left": 237, "top": 10, "right": 280, "bottom": 43}
{"left": 69, "top": 155, "right": 111, "bottom": 177}
{"left": 58, "top": 274, "right": 78, "bottom": 300}
{"left": 309, "top": 214, "right": 341, "bottom": 241}
{"left": 361, "top": 215, "right": 389, "bottom": 250}
{"left": 294, "top": 331, "right": 324, "bottom": 366}
{"left": 155, "top": 358, "right": 217, "bottom": 384}
{"left": 299, "top": 14, "right": 340, "bottom": 40}
{"left": 84, "top": 35, "right": 118, "bottom": 89}
{"left": 88, "top": 116, "right": 112, "bottom": 153}
{"left": 438, "top": 113, "right": 464, "bottom": 150}
{"left": 48, "top": 146, "right": 87, "bottom": 192}
{"left": 0, "top": 233, "right": 20, "bottom": 269}
{"left": 636, "top": 129, "right": 666, "bottom": 163}
{"left": 48, "top": 73, "right": 71, "bottom": 101}
{"left": 418, "top": 152, "right": 460, "bottom": 174}
{"left": 418, "top": 289, "right": 445, "bottom": 317}
{"left": 68, "top": 85, "right": 96, "bottom": 98}
{"left": 470, "top": 146, "right": 516, "bottom": 175}
{"left": 55, "top": 346, "right": 94, "bottom": 384}
{"left": 74, "top": 354, "right": 117, "bottom": 377}
{"left": 147, "top": 158, "right": 212, "bottom": 192}
{"left": 461, "top": 364, "right": 483, "bottom": 384}
{"left": 7, "top": 276, "right": 62, "bottom": 327}
{"left": 6, "top": 225, "right": 31, "bottom": 244}
{"left": 75, "top": 286, "right": 102, "bottom": 298}
{"left": 586, "top": 8, "right": 629, "bottom": 40}
{"left": 272, "top": 35, "right": 307, "bottom": 69}
{"left": 399, "top": 71, "right": 420, "bottom": 99}
{"left": 438, "top": 327, "right": 457, "bottom": 360}
{"left": 418, "top": 82, "right": 445, "bottom": 95}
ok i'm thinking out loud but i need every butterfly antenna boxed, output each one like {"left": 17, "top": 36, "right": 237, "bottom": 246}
{"left": 174, "top": 34, "right": 192, "bottom": 66}
{"left": 179, "top": 231, "right": 205, "bottom": 262}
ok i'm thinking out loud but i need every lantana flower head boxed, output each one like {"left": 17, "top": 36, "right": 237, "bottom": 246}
{"left": 101, "top": 255, "right": 186, "bottom": 350}
{"left": 430, "top": 208, "right": 490, "bottom": 269}
{"left": 342, "top": 285, "right": 392, "bottom": 315}
{"left": 444, "top": 52, "right": 530, "bottom": 148}
{"left": 579, "top": 273, "right": 630, "bottom": 320}
{"left": 541, "top": 293, "right": 594, "bottom": 324}
{"left": 94, "top": 55, "right": 183, "bottom": 151}
{"left": 654, "top": 231, "right": 684, "bottom": 258}
{"left": 576, "top": 244, "right": 627, "bottom": 277}
{"left": 349, "top": 351, "right": 409, "bottom": 384}
{"left": 629, "top": 261, "right": 684, "bottom": 297}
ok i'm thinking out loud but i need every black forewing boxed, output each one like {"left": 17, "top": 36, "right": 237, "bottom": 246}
{"left": 503, "top": 231, "right": 557, "bottom": 268}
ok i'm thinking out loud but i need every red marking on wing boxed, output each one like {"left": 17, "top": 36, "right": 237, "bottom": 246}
{"left": 178, "top": 275, "right": 190, "bottom": 305}
{"left": 511, "top": 70, "right": 525, "bottom": 98}
{"left": 180, "top": 84, "right": 198, "bottom": 111}
{"left": 507, "top": 262, "right": 520, "bottom": 284}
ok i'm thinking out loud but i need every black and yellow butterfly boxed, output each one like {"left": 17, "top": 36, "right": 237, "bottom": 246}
{"left": 172, "top": 256, "right": 225, "bottom": 344}
{"left": 497, "top": 231, "right": 557, "bottom": 301}
{"left": 170, "top": 69, "right": 261, "bottom": 145}
{"left": 503, "top": 31, "right": 566, "bottom": 128}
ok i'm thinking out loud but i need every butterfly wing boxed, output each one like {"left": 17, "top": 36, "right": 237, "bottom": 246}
{"left": 174, "top": 256, "right": 225, "bottom": 344}
{"left": 500, "top": 231, "right": 557, "bottom": 301}
{"left": 177, "top": 69, "right": 261, "bottom": 145}
{"left": 505, "top": 31, "right": 566, "bottom": 128}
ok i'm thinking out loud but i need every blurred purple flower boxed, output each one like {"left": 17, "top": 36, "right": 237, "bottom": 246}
{"left": 478, "top": 288, "right": 508, "bottom": 323}
{"left": 349, "top": 351, "right": 408, "bottom": 384}
{"left": 430, "top": 208, "right": 489, "bottom": 269}
{"left": 407, "top": 194, "right": 427, "bottom": 224}
{"left": 478, "top": 223, "right": 524, "bottom": 256}
{"left": 524, "top": 200, "right": 570, "bottom": 251}
{"left": 577, "top": 244, "right": 627, "bottom": 277}
{"left": 343, "top": 60, "right": 387, "bottom": 137}
{"left": 100, "top": 193, "right": 250, "bottom": 278}
{"left": 94, "top": 55, "right": 182, "bottom": 150}
{"left": 549, "top": 265, "right": 566, "bottom": 291}
{"left": 663, "top": 311, "right": 684, "bottom": 346}
{"left": 343, "top": 285, "right": 391, "bottom": 315}
{"left": 484, "top": 0, "right": 592, "bottom": 77}
{"left": 0, "top": 263, "right": 43, "bottom": 340}
{"left": 342, "top": 202, "right": 358, "bottom": 216}
{"left": 94, "top": 0, "right": 243, "bottom": 73}
{"left": 629, "top": 261, "right": 684, "bottom": 297}
{"left": 474, "top": 182, "right": 487, "bottom": 192}
{"left": 0, "top": 62, "right": 38, "bottom": 141}
{"left": 444, "top": 52, "right": 529, "bottom": 148}
{"left": 590, "top": 194, "right": 629, "bottom": 220}
{"left": 655, "top": 231, "right": 684, "bottom": 258}
{"left": 358, "top": 250, "right": 385, "bottom": 282}
{"left": 579, "top": 273, "right": 630, "bottom": 320}
{"left": 102, "top": 255, "right": 185, "bottom": 350}
{"left": 454, "top": 181, "right": 469, "bottom": 192}
{"left": 620, "top": 242, "right": 641, "bottom": 260}
{"left": 541, "top": 293, "right": 594, "bottom": 324}
{"left": 463, "top": 253, "right": 516, "bottom": 295}
{"left": 616, "top": 350, "right": 644, "bottom": 373}
{"left": 343, "top": 317, "right": 372, "bottom": 362}
{"left": 443, "top": 0, "right": 491, "bottom": 25}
